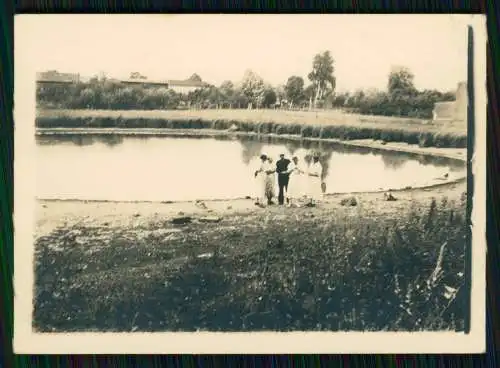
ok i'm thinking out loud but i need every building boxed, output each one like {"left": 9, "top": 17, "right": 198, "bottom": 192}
{"left": 118, "top": 78, "right": 170, "bottom": 88}
{"left": 36, "top": 70, "right": 207, "bottom": 94}
{"left": 36, "top": 70, "right": 81, "bottom": 86}
{"left": 112, "top": 76, "right": 205, "bottom": 93}
{"left": 166, "top": 79, "right": 206, "bottom": 94}
{"left": 432, "top": 82, "right": 467, "bottom": 122}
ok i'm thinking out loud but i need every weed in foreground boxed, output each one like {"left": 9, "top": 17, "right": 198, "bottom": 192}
{"left": 33, "top": 198, "right": 466, "bottom": 332}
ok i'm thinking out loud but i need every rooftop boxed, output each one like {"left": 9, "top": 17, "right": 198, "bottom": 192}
{"left": 36, "top": 71, "right": 80, "bottom": 83}
{"left": 167, "top": 79, "right": 207, "bottom": 87}
{"left": 118, "top": 78, "right": 170, "bottom": 85}
{"left": 36, "top": 71, "right": 209, "bottom": 88}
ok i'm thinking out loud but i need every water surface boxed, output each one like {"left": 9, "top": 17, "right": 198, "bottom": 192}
{"left": 36, "top": 134, "right": 466, "bottom": 202}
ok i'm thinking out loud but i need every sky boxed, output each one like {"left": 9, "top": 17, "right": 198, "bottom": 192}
{"left": 17, "top": 14, "right": 471, "bottom": 92}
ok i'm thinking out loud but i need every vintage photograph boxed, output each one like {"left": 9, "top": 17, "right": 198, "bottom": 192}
{"left": 14, "top": 14, "right": 486, "bottom": 353}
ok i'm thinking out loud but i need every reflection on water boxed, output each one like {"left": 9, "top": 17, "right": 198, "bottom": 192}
{"left": 35, "top": 134, "right": 466, "bottom": 202}
{"left": 37, "top": 134, "right": 125, "bottom": 147}
{"left": 381, "top": 154, "right": 409, "bottom": 170}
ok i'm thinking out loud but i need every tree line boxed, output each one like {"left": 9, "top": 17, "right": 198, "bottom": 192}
{"left": 37, "top": 51, "right": 456, "bottom": 119}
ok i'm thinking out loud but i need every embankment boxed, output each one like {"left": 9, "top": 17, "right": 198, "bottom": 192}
{"left": 36, "top": 108, "right": 468, "bottom": 149}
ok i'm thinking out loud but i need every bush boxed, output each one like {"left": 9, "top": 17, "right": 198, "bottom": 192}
{"left": 261, "top": 122, "right": 275, "bottom": 134}
{"left": 275, "top": 124, "right": 287, "bottom": 135}
{"left": 311, "top": 125, "right": 322, "bottom": 138}
{"left": 211, "top": 120, "right": 231, "bottom": 130}
{"left": 288, "top": 124, "right": 302, "bottom": 135}
{"left": 418, "top": 132, "right": 434, "bottom": 148}
{"left": 36, "top": 112, "right": 466, "bottom": 149}
{"left": 300, "top": 125, "right": 313, "bottom": 138}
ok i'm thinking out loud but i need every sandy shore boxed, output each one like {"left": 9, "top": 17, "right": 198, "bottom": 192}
{"left": 36, "top": 179, "right": 466, "bottom": 239}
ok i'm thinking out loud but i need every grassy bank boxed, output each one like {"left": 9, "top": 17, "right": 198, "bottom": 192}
{"left": 36, "top": 109, "right": 467, "bottom": 149}
{"left": 34, "top": 191, "right": 467, "bottom": 332}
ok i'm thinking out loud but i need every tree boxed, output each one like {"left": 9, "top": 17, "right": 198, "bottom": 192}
{"left": 207, "top": 86, "right": 224, "bottom": 108}
{"left": 284, "top": 76, "right": 305, "bottom": 108}
{"left": 350, "top": 89, "right": 365, "bottom": 106}
{"left": 76, "top": 87, "right": 96, "bottom": 108}
{"left": 240, "top": 69, "right": 265, "bottom": 108}
{"left": 219, "top": 80, "right": 236, "bottom": 108}
{"left": 308, "top": 51, "right": 336, "bottom": 108}
{"left": 260, "top": 87, "right": 277, "bottom": 108}
{"left": 304, "top": 84, "right": 316, "bottom": 109}
{"left": 274, "top": 84, "right": 286, "bottom": 107}
{"left": 233, "top": 89, "right": 250, "bottom": 109}
{"left": 188, "top": 73, "right": 202, "bottom": 82}
{"left": 130, "top": 72, "right": 147, "bottom": 80}
{"left": 387, "top": 66, "right": 417, "bottom": 96}
{"left": 332, "top": 92, "right": 349, "bottom": 108}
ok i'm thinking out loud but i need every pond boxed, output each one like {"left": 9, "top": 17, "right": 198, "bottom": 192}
{"left": 35, "top": 134, "right": 466, "bottom": 202}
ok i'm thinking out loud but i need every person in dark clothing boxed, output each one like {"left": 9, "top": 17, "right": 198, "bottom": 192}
{"left": 275, "top": 153, "right": 291, "bottom": 205}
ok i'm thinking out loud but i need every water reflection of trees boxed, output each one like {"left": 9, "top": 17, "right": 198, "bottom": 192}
{"left": 379, "top": 151, "right": 465, "bottom": 172}
{"left": 236, "top": 137, "right": 336, "bottom": 179}
{"left": 320, "top": 151, "right": 333, "bottom": 181}
{"left": 36, "top": 134, "right": 125, "bottom": 147}
{"left": 234, "top": 135, "right": 464, "bottom": 177}
{"left": 416, "top": 154, "right": 465, "bottom": 171}
{"left": 64, "top": 135, "right": 95, "bottom": 146}
{"left": 95, "top": 135, "right": 124, "bottom": 147}
{"left": 381, "top": 154, "right": 408, "bottom": 170}
{"left": 36, "top": 136, "right": 58, "bottom": 146}
{"left": 238, "top": 137, "right": 265, "bottom": 165}
{"left": 237, "top": 136, "right": 305, "bottom": 165}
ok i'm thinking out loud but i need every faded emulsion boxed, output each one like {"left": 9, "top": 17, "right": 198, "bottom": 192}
{"left": 35, "top": 134, "right": 466, "bottom": 202}
{"left": 22, "top": 15, "right": 481, "bottom": 349}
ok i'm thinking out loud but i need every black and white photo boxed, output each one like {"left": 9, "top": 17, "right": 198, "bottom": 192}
{"left": 14, "top": 14, "right": 486, "bottom": 354}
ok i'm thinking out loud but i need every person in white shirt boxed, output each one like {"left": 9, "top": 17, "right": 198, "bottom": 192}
{"left": 286, "top": 156, "right": 306, "bottom": 207}
{"left": 307, "top": 153, "right": 323, "bottom": 206}
{"left": 253, "top": 154, "right": 275, "bottom": 207}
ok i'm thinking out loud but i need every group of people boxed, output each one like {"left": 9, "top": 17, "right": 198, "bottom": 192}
{"left": 253, "top": 152, "right": 324, "bottom": 208}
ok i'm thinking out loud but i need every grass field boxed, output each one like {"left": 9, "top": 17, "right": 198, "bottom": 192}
{"left": 34, "top": 184, "right": 467, "bottom": 332}
{"left": 36, "top": 108, "right": 468, "bottom": 148}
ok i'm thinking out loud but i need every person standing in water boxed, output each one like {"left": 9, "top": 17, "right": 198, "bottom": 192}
{"left": 286, "top": 156, "right": 306, "bottom": 207}
{"left": 275, "top": 153, "right": 291, "bottom": 205}
{"left": 307, "top": 153, "right": 323, "bottom": 206}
